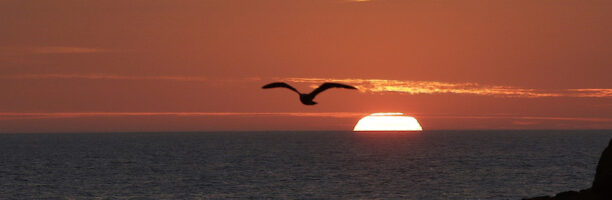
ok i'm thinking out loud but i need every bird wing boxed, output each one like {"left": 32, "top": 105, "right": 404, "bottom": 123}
{"left": 309, "top": 82, "right": 357, "bottom": 97}
{"left": 262, "top": 82, "right": 300, "bottom": 94}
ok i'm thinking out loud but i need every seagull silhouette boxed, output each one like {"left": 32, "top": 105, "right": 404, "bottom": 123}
{"left": 262, "top": 82, "right": 357, "bottom": 105}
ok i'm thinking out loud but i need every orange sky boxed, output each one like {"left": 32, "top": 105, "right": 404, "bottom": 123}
{"left": 1, "top": 0, "right": 611, "bottom": 132}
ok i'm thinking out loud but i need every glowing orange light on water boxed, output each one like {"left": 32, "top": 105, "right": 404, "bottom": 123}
{"left": 353, "top": 113, "right": 423, "bottom": 132}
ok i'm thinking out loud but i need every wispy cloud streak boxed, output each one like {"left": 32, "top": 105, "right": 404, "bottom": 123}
{"left": 418, "top": 114, "right": 612, "bottom": 122}
{"left": 30, "top": 46, "right": 107, "bottom": 54}
{"left": 0, "top": 112, "right": 366, "bottom": 120}
{"left": 567, "top": 89, "right": 612, "bottom": 98}
{"left": 2, "top": 112, "right": 611, "bottom": 123}
{"left": 283, "top": 77, "right": 612, "bottom": 98}
{"left": 2, "top": 74, "right": 610, "bottom": 98}
{"left": 0, "top": 46, "right": 108, "bottom": 56}
{"left": 0, "top": 74, "right": 262, "bottom": 82}
{"left": 1, "top": 74, "right": 211, "bottom": 82}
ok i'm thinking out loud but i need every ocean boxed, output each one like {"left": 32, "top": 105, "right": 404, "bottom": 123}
{"left": 1, "top": 130, "right": 610, "bottom": 199}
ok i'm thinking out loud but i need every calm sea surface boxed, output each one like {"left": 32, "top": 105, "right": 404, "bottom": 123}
{"left": 1, "top": 130, "right": 611, "bottom": 199}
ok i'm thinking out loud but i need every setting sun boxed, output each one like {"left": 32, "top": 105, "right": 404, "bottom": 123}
{"left": 353, "top": 113, "right": 423, "bottom": 132}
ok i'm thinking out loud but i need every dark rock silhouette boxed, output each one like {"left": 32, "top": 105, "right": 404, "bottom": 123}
{"left": 592, "top": 139, "right": 612, "bottom": 196}
{"left": 262, "top": 82, "right": 357, "bottom": 105}
{"left": 523, "top": 139, "right": 612, "bottom": 200}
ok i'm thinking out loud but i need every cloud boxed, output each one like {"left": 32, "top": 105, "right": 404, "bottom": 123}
{"left": 1, "top": 74, "right": 211, "bottom": 82}
{"left": 283, "top": 77, "right": 612, "bottom": 98}
{"left": 419, "top": 114, "right": 612, "bottom": 122}
{"left": 512, "top": 121, "right": 540, "bottom": 125}
{"left": 2, "top": 112, "right": 611, "bottom": 124}
{"left": 2, "top": 74, "right": 610, "bottom": 98}
{"left": 567, "top": 89, "right": 612, "bottom": 98}
{"left": 0, "top": 112, "right": 366, "bottom": 120}
{"left": 30, "top": 46, "right": 107, "bottom": 54}
{"left": 0, "top": 74, "right": 260, "bottom": 82}
{"left": 0, "top": 46, "right": 108, "bottom": 56}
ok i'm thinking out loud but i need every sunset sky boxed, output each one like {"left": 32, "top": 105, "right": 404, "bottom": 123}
{"left": 1, "top": 0, "right": 611, "bottom": 132}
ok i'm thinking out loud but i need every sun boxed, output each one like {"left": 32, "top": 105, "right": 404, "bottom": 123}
{"left": 353, "top": 113, "right": 423, "bottom": 132}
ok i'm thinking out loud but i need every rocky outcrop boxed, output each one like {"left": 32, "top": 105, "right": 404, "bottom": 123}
{"left": 592, "top": 138, "right": 612, "bottom": 196}
{"left": 523, "top": 139, "right": 612, "bottom": 200}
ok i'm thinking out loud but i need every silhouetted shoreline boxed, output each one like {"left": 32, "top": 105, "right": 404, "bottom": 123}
{"left": 524, "top": 139, "right": 612, "bottom": 200}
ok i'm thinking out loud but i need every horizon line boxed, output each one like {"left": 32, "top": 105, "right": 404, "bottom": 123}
{"left": 2, "top": 129, "right": 611, "bottom": 134}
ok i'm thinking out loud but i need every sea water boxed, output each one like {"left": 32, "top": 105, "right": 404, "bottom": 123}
{"left": 1, "top": 130, "right": 610, "bottom": 199}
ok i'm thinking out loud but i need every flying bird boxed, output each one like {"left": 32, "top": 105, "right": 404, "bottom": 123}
{"left": 262, "top": 82, "right": 357, "bottom": 105}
